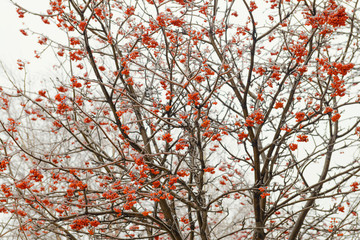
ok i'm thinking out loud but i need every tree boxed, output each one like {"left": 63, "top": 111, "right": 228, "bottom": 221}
{"left": 1, "top": 0, "right": 360, "bottom": 239}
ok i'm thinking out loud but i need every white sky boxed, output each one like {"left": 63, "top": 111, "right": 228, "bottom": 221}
{"left": 0, "top": 1, "right": 34, "bottom": 68}
{"left": 0, "top": 0, "right": 60, "bottom": 88}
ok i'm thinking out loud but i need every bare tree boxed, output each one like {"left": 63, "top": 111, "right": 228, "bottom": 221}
{"left": 1, "top": 0, "right": 360, "bottom": 239}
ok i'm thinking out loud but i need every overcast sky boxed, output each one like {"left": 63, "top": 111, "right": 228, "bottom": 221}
{"left": 0, "top": 0, "right": 59, "bottom": 88}
{"left": 0, "top": 1, "right": 26, "bottom": 69}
